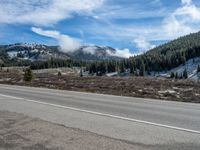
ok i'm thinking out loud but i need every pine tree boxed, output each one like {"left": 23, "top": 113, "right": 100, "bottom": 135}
{"left": 89, "top": 63, "right": 97, "bottom": 74}
{"left": 119, "top": 62, "right": 125, "bottom": 73}
{"left": 24, "top": 68, "right": 33, "bottom": 82}
{"left": 58, "top": 71, "right": 62, "bottom": 76}
{"left": 170, "top": 72, "right": 175, "bottom": 78}
{"left": 175, "top": 72, "right": 179, "bottom": 79}
{"left": 139, "top": 60, "right": 145, "bottom": 76}
{"left": 197, "top": 65, "right": 200, "bottom": 73}
{"left": 183, "top": 68, "right": 188, "bottom": 79}
{"left": 80, "top": 68, "right": 83, "bottom": 77}
{"left": 97, "top": 62, "right": 106, "bottom": 76}
{"left": 197, "top": 65, "right": 200, "bottom": 80}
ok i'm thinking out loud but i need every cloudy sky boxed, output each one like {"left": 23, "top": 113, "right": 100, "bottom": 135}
{"left": 0, "top": 0, "right": 200, "bottom": 56}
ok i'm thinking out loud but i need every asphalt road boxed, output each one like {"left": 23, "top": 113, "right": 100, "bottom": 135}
{"left": 0, "top": 84, "right": 200, "bottom": 149}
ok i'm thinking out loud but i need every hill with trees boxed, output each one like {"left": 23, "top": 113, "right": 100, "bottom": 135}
{"left": 87, "top": 31, "right": 200, "bottom": 77}
{"left": 130, "top": 31, "right": 200, "bottom": 72}
{"left": 0, "top": 43, "right": 123, "bottom": 66}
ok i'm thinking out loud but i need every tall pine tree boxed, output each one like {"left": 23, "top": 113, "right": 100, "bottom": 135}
{"left": 197, "top": 65, "right": 200, "bottom": 73}
{"left": 139, "top": 60, "right": 145, "bottom": 76}
{"left": 183, "top": 68, "right": 188, "bottom": 79}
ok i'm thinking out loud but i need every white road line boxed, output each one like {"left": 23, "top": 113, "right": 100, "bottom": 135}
{"left": 2, "top": 84, "right": 200, "bottom": 109}
{"left": 0, "top": 86, "right": 105, "bottom": 102}
{"left": 0, "top": 86, "right": 140, "bottom": 104}
{"left": 0, "top": 93, "right": 200, "bottom": 135}
{"left": 0, "top": 94, "right": 23, "bottom": 99}
{"left": 2, "top": 84, "right": 200, "bottom": 107}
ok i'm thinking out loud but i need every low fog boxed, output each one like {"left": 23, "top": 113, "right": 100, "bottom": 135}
{"left": 31, "top": 27, "right": 134, "bottom": 58}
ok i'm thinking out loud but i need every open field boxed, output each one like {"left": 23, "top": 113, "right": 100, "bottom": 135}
{"left": 0, "top": 70, "right": 200, "bottom": 103}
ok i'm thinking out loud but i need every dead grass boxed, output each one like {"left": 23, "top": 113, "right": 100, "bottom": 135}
{"left": 0, "top": 71, "right": 200, "bottom": 103}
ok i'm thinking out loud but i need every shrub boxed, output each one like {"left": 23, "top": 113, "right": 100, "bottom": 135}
{"left": 170, "top": 72, "right": 175, "bottom": 78}
{"left": 24, "top": 68, "right": 34, "bottom": 82}
{"left": 58, "top": 71, "right": 62, "bottom": 76}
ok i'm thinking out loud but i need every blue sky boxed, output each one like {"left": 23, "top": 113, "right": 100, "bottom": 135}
{"left": 1, "top": 0, "right": 200, "bottom": 57}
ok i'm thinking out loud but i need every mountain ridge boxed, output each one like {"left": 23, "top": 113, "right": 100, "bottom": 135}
{"left": 0, "top": 43, "right": 123, "bottom": 63}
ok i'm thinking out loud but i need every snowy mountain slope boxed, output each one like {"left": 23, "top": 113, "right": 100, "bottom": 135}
{"left": 0, "top": 43, "right": 68, "bottom": 61}
{"left": 160, "top": 57, "right": 200, "bottom": 80}
{"left": 68, "top": 45, "right": 122, "bottom": 61}
{"left": 0, "top": 43, "right": 123, "bottom": 62}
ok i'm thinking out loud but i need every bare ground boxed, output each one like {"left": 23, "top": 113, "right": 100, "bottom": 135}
{"left": 0, "top": 111, "right": 142, "bottom": 150}
{"left": 0, "top": 70, "right": 200, "bottom": 103}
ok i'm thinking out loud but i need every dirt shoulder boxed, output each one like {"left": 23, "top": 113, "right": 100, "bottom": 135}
{"left": 0, "top": 111, "right": 140, "bottom": 150}
{"left": 0, "top": 71, "right": 200, "bottom": 103}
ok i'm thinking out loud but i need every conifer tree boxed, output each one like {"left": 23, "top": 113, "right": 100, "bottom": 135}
{"left": 175, "top": 72, "right": 179, "bottom": 79}
{"left": 119, "top": 62, "right": 125, "bottom": 73}
{"left": 170, "top": 72, "right": 175, "bottom": 78}
{"left": 183, "top": 68, "right": 188, "bottom": 79}
{"left": 139, "top": 60, "right": 145, "bottom": 76}
{"left": 58, "top": 71, "right": 62, "bottom": 76}
{"left": 197, "top": 65, "right": 200, "bottom": 73}
{"left": 80, "top": 68, "right": 83, "bottom": 77}
{"left": 24, "top": 68, "right": 33, "bottom": 82}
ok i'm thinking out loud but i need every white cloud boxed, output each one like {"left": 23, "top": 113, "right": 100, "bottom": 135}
{"left": 31, "top": 27, "right": 134, "bottom": 58}
{"left": 115, "top": 48, "right": 135, "bottom": 58}
{"left": 107, "top": 48, "right": 135, "bottom": 58}
{"left": 162, "top": 0, "right": 200, "bottom": 39}
{"left": 175, "top": 3, "right": 200, "bottom": 21}
{"left": 181, "top": 0, "right": 192, "bottom": 5}
{"left": 0, "top": 0, "right": 104, "bottom": 26}
{"left": 162, "top": 16, "right": 194, "bottom": 39}
{"left": 82, "top": 46, "right": 97, "bottom": 55}
{"left": 88, "top": 0, "right": 200, "bottom": 53}
{"left": 133, "top": 37, "right": 155, "bottom": 53}
{"left": 31, "top": 27, "right": 81, "bottom": 52}
{"left": 1, "top": 0, "right": 200, "bottom": 55}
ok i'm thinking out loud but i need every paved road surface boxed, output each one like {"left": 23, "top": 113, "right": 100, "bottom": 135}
{"left": 0, "top": 84, "right": 200, "bottom": 149}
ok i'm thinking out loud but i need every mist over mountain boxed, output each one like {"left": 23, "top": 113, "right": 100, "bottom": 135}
{"left": 0, "top": 43, "right": 124, "bottom": 63}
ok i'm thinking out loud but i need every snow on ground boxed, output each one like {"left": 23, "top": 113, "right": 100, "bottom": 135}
{"left": 19, "top": 43, "right": 38, "bottom": 48}
{"left": 7, "top": 51, "right": 26, "bottom": 58}
{"left": 7, "top": 51, "right": 18, "bottom": 58}
{"left": 154, "top": 57, "right": 200, "bottom": 80}
{"left": 31, "top": 49, "right": 39, "bottom": 53}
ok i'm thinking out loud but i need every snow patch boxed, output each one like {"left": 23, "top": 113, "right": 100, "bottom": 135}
{"left": 7, "top": 51, "right": 18, "bottom": 58}
{"left": 153, "top": 57, "right": 200, "bottom": 80}
{"left": 158, "top": 90, "right": 177, "bottom": 94}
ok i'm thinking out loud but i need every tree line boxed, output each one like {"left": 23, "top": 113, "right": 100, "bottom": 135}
{"left": 1, "top": 32, "right": 200, "bottom": 78}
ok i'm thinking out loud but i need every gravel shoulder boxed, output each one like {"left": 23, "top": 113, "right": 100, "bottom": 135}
{"left": 0, "top": 111, "right": 140, "bottom": 150}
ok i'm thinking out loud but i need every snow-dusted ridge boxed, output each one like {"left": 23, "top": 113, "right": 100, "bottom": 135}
{"left": 157, "top": 57, "right": 200, "bottom": 80}
{"left": 1, "top": 43, "right": 124, "bottom": 61}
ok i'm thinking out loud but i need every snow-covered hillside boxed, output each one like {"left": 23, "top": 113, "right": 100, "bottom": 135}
{"left": 159, "top": 57, "right": 200, "bottom": 80}
{"left": 0, "top": 43, "right": 123, "bottom": 62}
